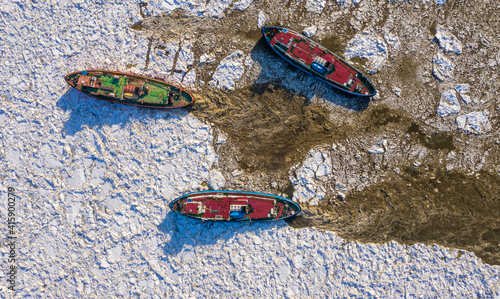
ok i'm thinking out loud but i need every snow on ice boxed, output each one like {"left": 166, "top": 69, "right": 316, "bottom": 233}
{"left": 302, "top": 25, "right": 317, "bottom": 38}
{"left": 368, "top": 140, "right": 388, "bottom": 154}
{"left": 199, "top": 53, "right": 215, "bottom": 66}
{"left": 383, "top": 31, "right": 401, "bottom": 52}
{"left": 455, "top": 83, "right": 473, "bottom": 104}
{"left": 305, "top": 0, "right": 327, "bottom": 14}
{"left": 433, "top": 52, "right": 454, "bottom": 81}
{"left": 435, "top": 27, "right": 463, "bottom": 54}
{"left": 147, "top": 0, "right": 254, "bottom": 18}
{"left": 437, "top": 90, "right": 461, "bottom": 117}
{"left": 345, "top": 29, "right": 388, "bottom": 74}
{"left": 456, "top": 111, "right": 492, "bottom": 134}
{"left": 290, "top": 149, "right": 332, "bottom": 206}
{"left": 209, "top": 50, "right": 249, "bottom": 90}
{"left": 257, "top": 11, "right": 266, "bottom": 29}
{"left": 0, "top": 0, "right": 499, "bottom": 298}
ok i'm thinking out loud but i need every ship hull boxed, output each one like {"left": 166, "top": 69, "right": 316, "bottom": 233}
{"left": 169, "top": 191, "right": 301, "bottom": 222}
{"left": 65, "top": 70, "right": 194, "bottom": 108}
{"left": 262, "top": 27, "right": 376, "bottom": 97}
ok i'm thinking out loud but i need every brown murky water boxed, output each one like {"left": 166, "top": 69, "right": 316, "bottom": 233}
{"left": 192, "top": 88, "right": 343, "bottom": 173}
{"left": 134, "top": 4, "right": 500, "bottom": 265}
{"left": 288, "top": 169, "right": 500, "bottom": 265}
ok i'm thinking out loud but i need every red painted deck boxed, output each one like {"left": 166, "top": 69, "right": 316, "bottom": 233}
{"left": 289, "top": 41, "right": 315, "bottom": 65}
{"left": 270, "top": 32, "right": 292, "bottom": 47}
{"left": 264, "top": 27, "right": 375, "bottom": 96}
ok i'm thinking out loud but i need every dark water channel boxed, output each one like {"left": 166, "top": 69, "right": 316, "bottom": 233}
{"left": 288, "top": 169, "right": 500, "bottom": 265}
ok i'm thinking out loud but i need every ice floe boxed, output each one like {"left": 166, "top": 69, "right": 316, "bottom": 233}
{"left": 208, "top": 169, "right": 226, "bottom": 190}
{"left": 232, "top": 0, "right": 255, "bottom": 11}
{"left": 257, "top": 11, "right": 266, "bottom": 29}
{"left": 209, "top": 50, "right": 248, "bottom": 90}
{"left": 368, "top": 140, "right": 387, "bottom": 154}
{"left": 345, "top": 30, "right": 388, "bottom": 74}
{"left": 437, "top": 90, "right": 461, "bottom": 117}
{"left": 199, "top": 53, "right": 215, "bottom": 66}
{"left": 436, "top": 27, "right": 462, "bottom": 54}
{"left": 174, "top": 44, "right": 195, "bottom": 73}
{"left": 456, "top": 111, "right": 492, "bottom": 134}
{"left": 290, "top": 150, "right": 331, "bottom": 205}
{"left": 205, "top": 0, "right": 236, "bottom": 17}
{"left": 302, "top": 25, "right": 317, "bottom": 38}
{"left": 383, "top": 31, "right": 400, "bottom": 51}
{"left": 67, "top": 168, "right": 86, "bottom": 188}
{"left": 305, "top": 0, "right": 327, "bottom": 14}
{"left": 148, "top": 0, "right": 254, "bottom": 18}
{"left": 455, "top": 84, "right": 472, "bottom": 104}
{"left": 433, "top": 52, "right": 454, "bottom": 81}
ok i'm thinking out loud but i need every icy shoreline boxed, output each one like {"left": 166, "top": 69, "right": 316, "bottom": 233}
{"left": 0, "top": 0, "right": 499, "bottom": 297}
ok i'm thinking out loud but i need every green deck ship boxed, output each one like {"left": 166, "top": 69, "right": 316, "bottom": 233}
{"left": 65, "top": 70, "right": 194, "bottom": 108}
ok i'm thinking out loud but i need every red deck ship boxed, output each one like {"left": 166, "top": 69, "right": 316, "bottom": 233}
{"left": 169, "top": 191, "right": 301, "bottom": 221}
{"left": 262, "top": 27, "right": 376, "bottom": 97}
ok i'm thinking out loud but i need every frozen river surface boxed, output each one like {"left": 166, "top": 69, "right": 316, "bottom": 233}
{"left": 0, "top": 0, "right": 499, "bottom": 297}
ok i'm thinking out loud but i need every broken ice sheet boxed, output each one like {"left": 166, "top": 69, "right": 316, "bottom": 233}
{"left": 302, "top": 25, "right": 317, "bottom": 38}
{"left": 433, "top": 53, "right": 454, "bottom": 81}
{"left": 435, "top": 27, "right": 462, "bottom": 54}
{"left": 456, "top": 111, "right": 492, "bottom": 134}
{"left": 455, "top": 84, "right": 471, "bottom": 104}
{"left": 2, "top": 0, "right": 500, "bottom": 297}
{"left": 208, "top": 50, "right": 247, "bottom": 90}
{"left": 437, "top": 90, "right": 460, "bottom": 117}
{"left": 345, "top": 30, "right": 388, "bottom": 74}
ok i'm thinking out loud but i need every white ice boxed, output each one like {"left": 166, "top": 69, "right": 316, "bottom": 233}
{"left": 383, "top": 31, "right": 400, "bottom": 51}
{"left": 436, "top": 27, "right": 463, "bottom": 54}
{"left": 257, "top": 11, "right": 266, "bottom": 29}
{"left": 148, "top": 0, "right": 254, "bottom": 18}
{"left": 433, "top": 53, "right": 454, "bottom": 81}
{"left": 290, "top": 150, "right": 331, "bottom": 206}
{"left": 456, "top": 111, "right": 492, "bottom": 134}
{"left": 345, "top": 30, "right": 388, "bottom": 74}
{"left": 437, "top": 90, "right": 461, "bottom": 117}
{"left": 368, "top": 141, "right": 386, "bottom": 154}
{"left": 302, "top": 25, "right": 318, "bottom": 38}
{"left": 455, "top": 84, "right": 472, "bottom": 105}
{"left": 209, "top": 51, "right": 248, "bottom": 91}
{"left": 305, "top": 0, "right": 327, "bottom": 14}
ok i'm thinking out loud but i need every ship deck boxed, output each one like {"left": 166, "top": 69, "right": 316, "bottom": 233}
{"left": 65, "top": 70, "right": 193, "bottom": 108}
{"left": 171, "top": 191, "right": 300, "bottom": 221}
{"left": 263, "top": 27, "right": 375, "bottom": 96}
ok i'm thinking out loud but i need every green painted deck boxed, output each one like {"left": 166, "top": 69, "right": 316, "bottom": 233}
{"left": 65, "top": 70, "right": 194, "bottom": 109}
